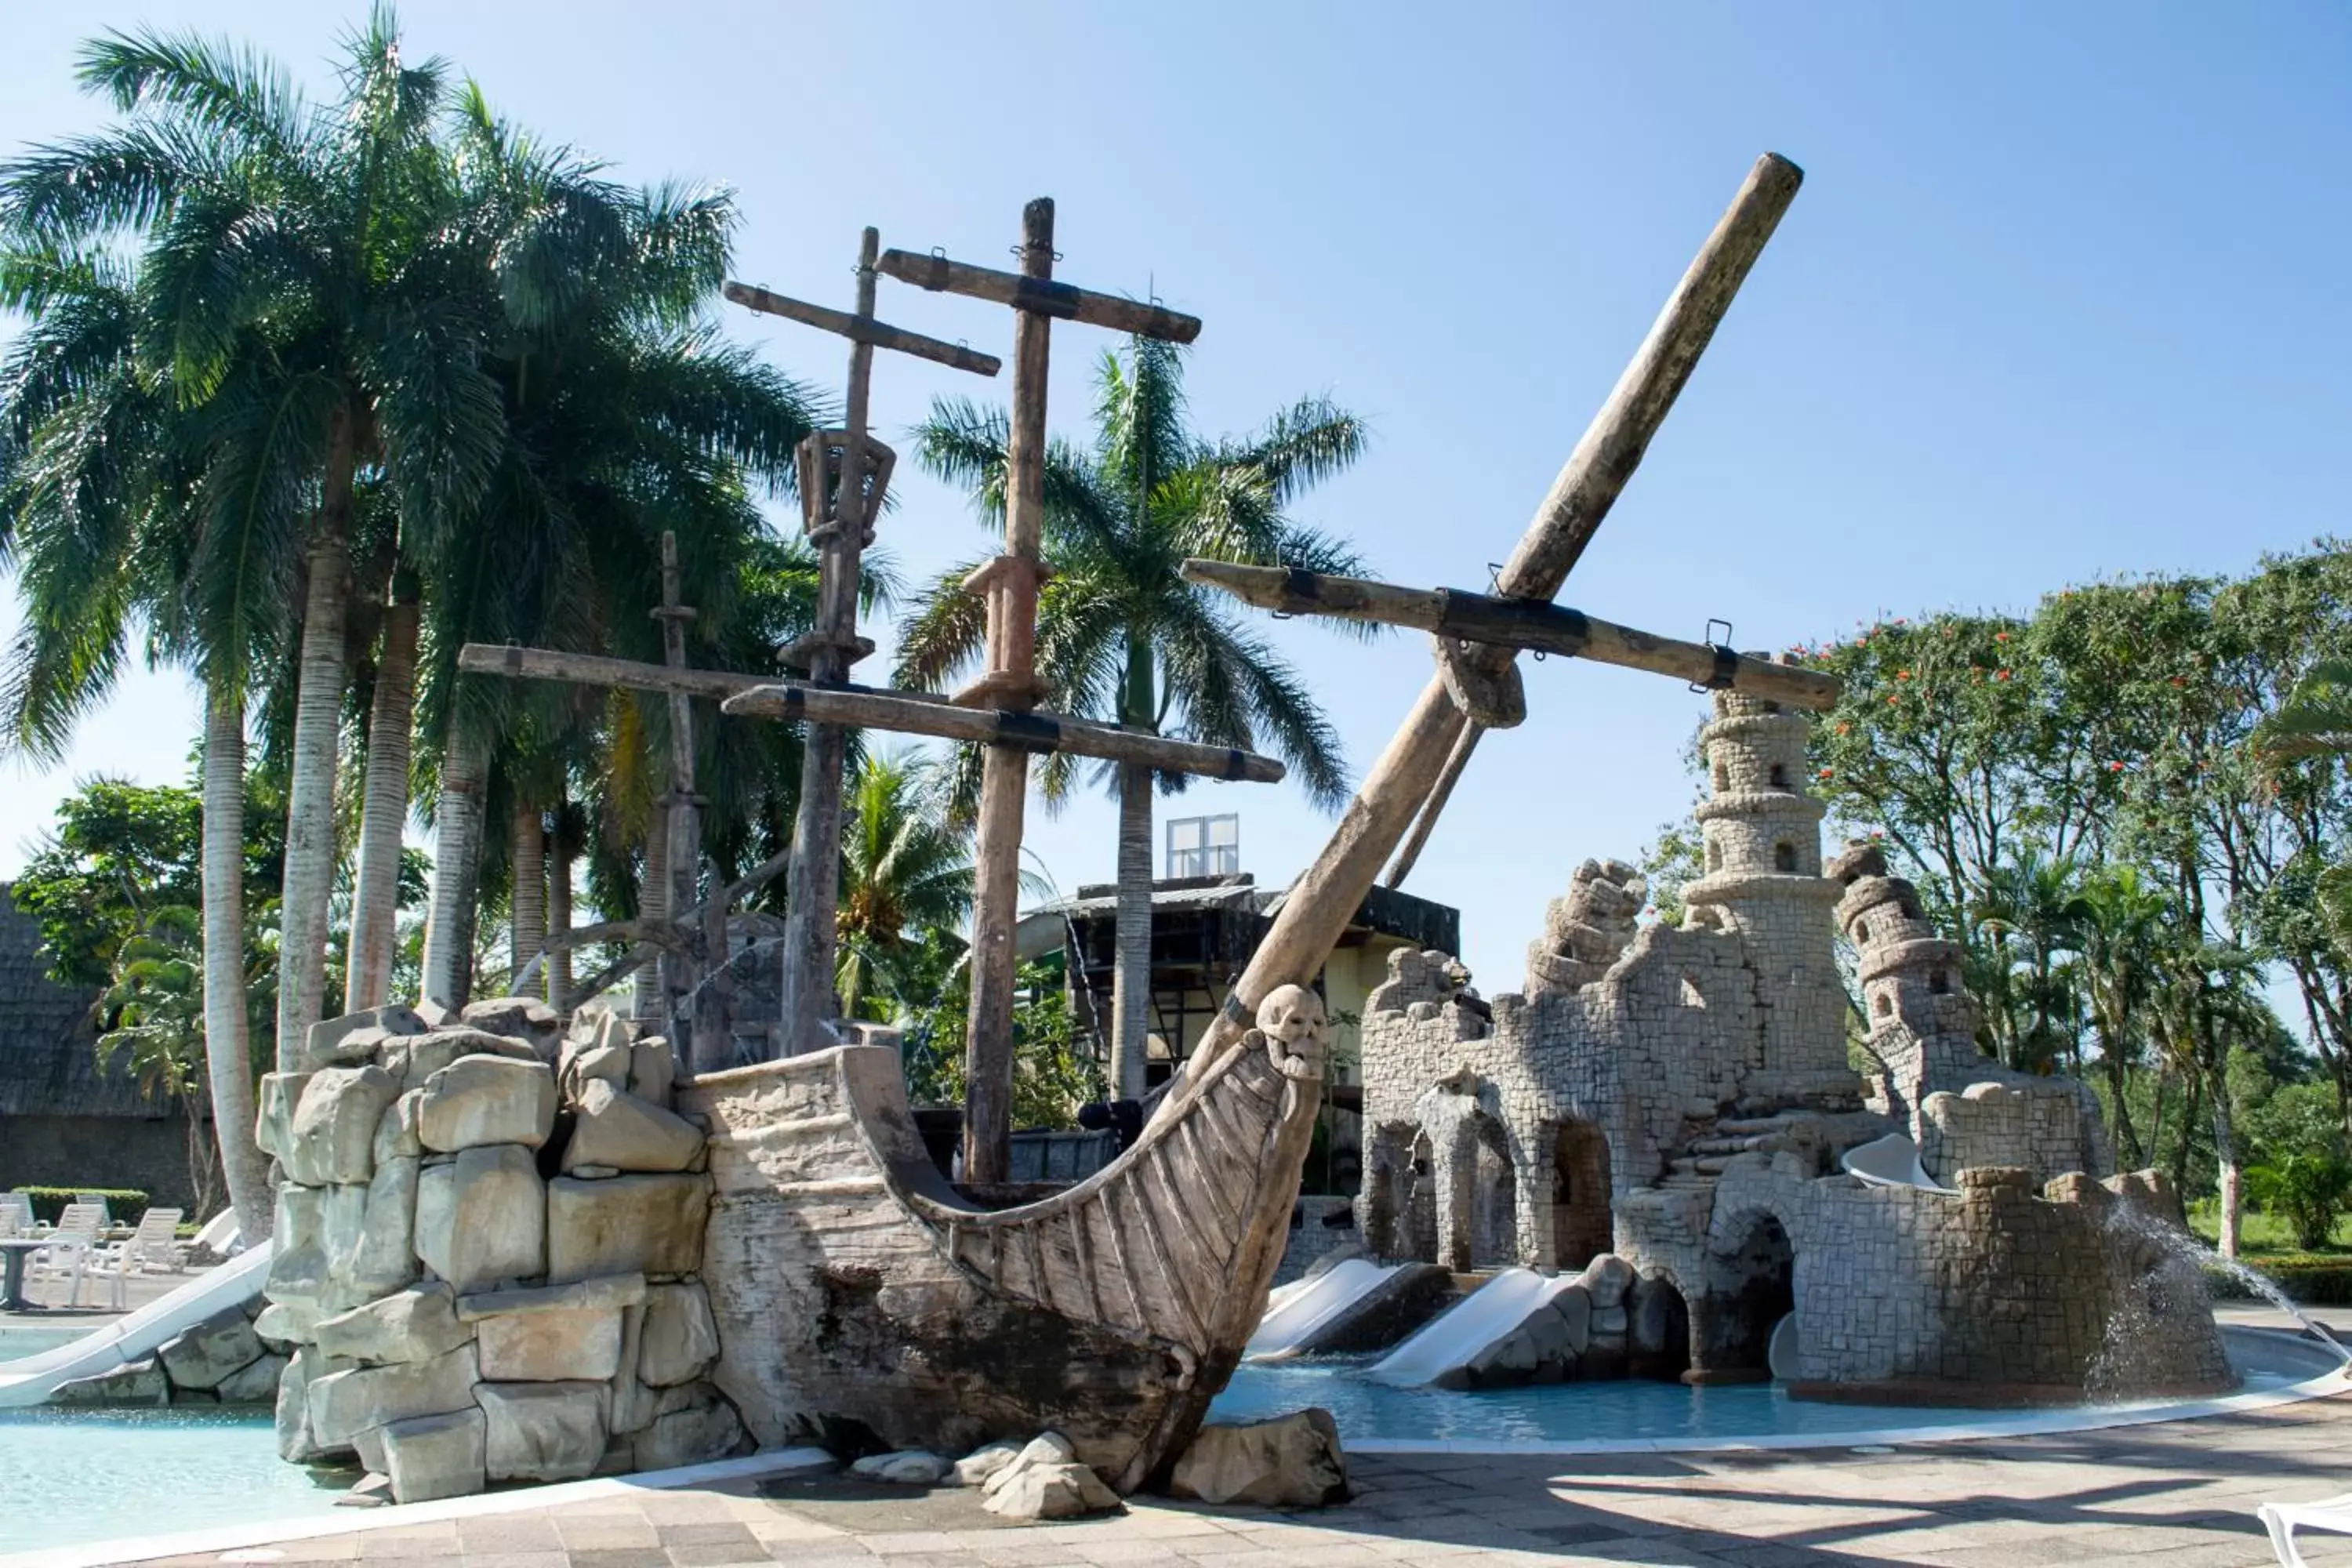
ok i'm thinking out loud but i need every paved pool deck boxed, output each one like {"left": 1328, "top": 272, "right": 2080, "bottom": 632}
{"left": 65, "top": 1383, "right": 2348, "bottom": 1568}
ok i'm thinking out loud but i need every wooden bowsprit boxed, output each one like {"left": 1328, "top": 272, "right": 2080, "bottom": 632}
{"left": 725, "top": 232, "right": 1002, "bottom": 1059}
{"left": 856, "top": 198, "right": 1203, "bottom": 1185}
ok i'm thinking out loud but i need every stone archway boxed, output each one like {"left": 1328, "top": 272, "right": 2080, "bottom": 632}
{"left": 1406, "top": 1131, "right": 1440, "bottom": 1264}
{"left": 1461, "top": 1113, "right": 1517, "bottom": 1271}
{"left": 1548, "top": 1119, "right": 1613, "bottom": 1270}
{"left": 1690, "top": 1210, "right": 1795, "bottom": 1383}
{"left": 1360, "top": 1122, "right": 1432, "bottom": 1263}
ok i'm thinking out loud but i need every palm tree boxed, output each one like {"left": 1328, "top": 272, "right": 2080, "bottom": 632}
{"left": 1971, "top": 848, "right": 2079, "bottom": 1073}
{"left": 5, "top": 15, "right": 520, "bottom": 1065}
{"left": 834, "top": 753, "right": 975, "bottom": 1022}
{"left": 0, "top": 240, "right": 286, "bottom": 1243}
{"left": 2061, "top": 863, "right": 2172, "bottom": 1168}
{"left": 898, "top": 339, "right": 1368, "bottom": 1097}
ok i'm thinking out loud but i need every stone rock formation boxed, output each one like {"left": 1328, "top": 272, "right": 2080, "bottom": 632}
{"left": 243, "top": 998, "right": 741, "bottom": 1503}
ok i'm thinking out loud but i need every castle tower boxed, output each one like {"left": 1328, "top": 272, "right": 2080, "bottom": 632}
{"left": 1680, "top": 687, "right": 1849, "bottom": 1087}
{"left": 1828, "top": 840, "right": 1980, "bottom": 1123}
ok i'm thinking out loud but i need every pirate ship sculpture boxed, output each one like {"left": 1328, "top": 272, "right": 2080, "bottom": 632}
{"left": 248, "top": 154, "right": 1839, "bottom": 1501}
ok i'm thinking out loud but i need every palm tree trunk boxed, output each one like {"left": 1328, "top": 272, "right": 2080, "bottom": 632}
{"left": 635, "top": 799, "right": 670, "bottom": 1027}
{"left": 201, "top": 682, "right": 272, "bottom": 1243}
{"left": 510, "top": 797, "right": 546, "bottom": 994}
{"left": 2213, "top": 1071, "right": 2243, "bottom": 1260}
{"left": 1110, "top": 760, "right": 1155, "bottom": 1101}
{"left": 421, "top": 721, "right": 489, "bottom": 1009}
{"left": 548, "top": 821, "right": 574, "bottom": 1011}
{"left": 276, "top": 523, "right": 353, "bottom": 1069}
{"left": 344, "top": 583, "right": 418, "bottom": 1011}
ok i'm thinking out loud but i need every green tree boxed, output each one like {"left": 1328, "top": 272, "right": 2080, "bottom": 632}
{"left": 898, "top": 339, "right": 1367, "bottom": 1098}
{"left": 834, "top": 753, "right": 975, "bottom": 1022}
{"left": 93, "top": 909, "right": 219, "bottom": 1217}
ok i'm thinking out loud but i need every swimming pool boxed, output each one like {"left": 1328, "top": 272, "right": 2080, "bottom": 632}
{"left": 0, "top": 1406, "right": 350, "bottom": 1555}
{"left": 0, "top": 1330, "right": 2336, "bottom": 1558}
{"left": 0, "top": 1328, "right": 79, "bottom": 1362}
{"left": 1207, "top": 1327, "right": 2343, "bottom": 1451}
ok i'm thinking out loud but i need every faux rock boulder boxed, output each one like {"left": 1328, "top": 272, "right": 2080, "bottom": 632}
{"left": 158, "top": 1304, "right": 268, "bottom": 1392}
{"left": 418, "top": 1055, "right": 557, "bottom": 1152}
{"left": 314, "top": 1284, "right": 474, "bottom": 1365}
{"left": 415, "top": 1145, "right": 545, "bottom": 1294}
{"left": 478, "top": 1379, "right": 606, "bottom": 1482}
{"left": 850, "top": 1450, "right": 951, "bottom": 1486}
{"left": 378, "top": 1407, "right": 487, "bottom": 1504}
{"left": 469, "top": 1277, "right": 642, "bottom": 1383}
{"left": 636, "top": 1283, "right": 719, "bottom": 1387}
{"left": 307, "top": 1341, "right": 481, "bottom": 1450}
{"left": 285, "top": 1065, "right": 398, "bottom": 1186}
{"left": 978, "top": 1436, "right": 1122, "bottom": 1520}
{"left": 562, "top": 1078, "right": 703, "bottom": 1174}
{"left": 545, "top": 1174, "right": 707, "bottom": 1283}
{"left": 1167, "top": 1408, "right": 1349, "bottom": 1508}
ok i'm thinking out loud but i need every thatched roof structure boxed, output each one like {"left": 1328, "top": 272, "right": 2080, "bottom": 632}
{"left": 0, "top": 887, "right": 158, "bottom": 1120}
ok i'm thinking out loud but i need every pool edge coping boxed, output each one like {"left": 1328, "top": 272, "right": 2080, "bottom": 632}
{"left": 0, "top": 1446, "right": 837, "bottom": 1568}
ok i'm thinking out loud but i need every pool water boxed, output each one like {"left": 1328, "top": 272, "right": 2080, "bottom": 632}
{"left": 0, "top": 1406, "right": 351, "bottom": 1554}
{"left": 0, "top": 1327, "right": 79, "bottom": 1362}
{"left": 0, "top": 1333, "right": 2328, "bottom": 1556}
{"left": 1206, "top": 1336, "right": 2320, "bottom": 1448}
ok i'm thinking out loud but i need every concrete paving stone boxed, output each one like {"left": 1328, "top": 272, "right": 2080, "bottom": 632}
{"left": 864, "top": 1531, "right": 985, "bottom": 1555}
{"left": 554, "top": 1524, "right": 667, "bottom": 1550}
{"left": 561, "top": 1550, "right": 675, "bottom": 1568}
{"left": 669, "top": 1544, "right": 784, "bottom": 1566}
{"left": 442, "top": 1553, "right": 572, "bottom": 1568}
{"left": 457, "top": 1518, "right": 568, "bottom": 1549}
{"left": 659, "top": 1522, "right": 765, "bottom": 1548}
{"left": 355, "top": 1524, "right": 463, "bottom": 1558}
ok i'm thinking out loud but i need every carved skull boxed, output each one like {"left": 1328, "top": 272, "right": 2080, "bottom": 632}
{"left": 1255, "top": 984, "right": 1327, "bottom": 1080}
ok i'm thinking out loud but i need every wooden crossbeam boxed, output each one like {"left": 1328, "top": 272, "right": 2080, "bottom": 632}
{"left": 722, "top": 282, "right": 1003, "bottom": 376}
{"left": 877, "top": 249, "right": 1201, "bottom": 343}
{"left": 458, "top": 643, "right": 765, "bottom": 701}
{"left": 1181, "top": 560, "right": 1842, "bottom": 711}
{"left": 720, "top": 683, "right": 1284, "bottom": 782}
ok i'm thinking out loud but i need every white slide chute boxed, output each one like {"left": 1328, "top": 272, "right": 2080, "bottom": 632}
{"left": 1367, "top": 1267, "right": 1580, "bottom": 1387}
{"left": 0, "top": 1240, "right": 273, "bottom": 1406}
{"left": 1247, "top": 1258, "right": 1407, "bottom": 1362}
{"left": 1840, "top": 1132, "right": 1958, "bottom": 1195}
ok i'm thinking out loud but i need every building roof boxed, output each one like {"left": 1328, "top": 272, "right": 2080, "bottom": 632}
{"left": 1014, "top": 873, "right": 1459, "bottom": 963}
{"left": 0, "top": 889, "right": 161, "bottom": 1120}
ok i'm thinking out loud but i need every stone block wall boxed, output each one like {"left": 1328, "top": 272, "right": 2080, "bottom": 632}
{"left": 255, "top": 997, "right": 742, "bottom": 1504}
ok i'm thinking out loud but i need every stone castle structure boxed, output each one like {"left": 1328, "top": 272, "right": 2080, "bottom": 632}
{"left": 1356, "top": 690, "right": 2229, "bottom": 1400}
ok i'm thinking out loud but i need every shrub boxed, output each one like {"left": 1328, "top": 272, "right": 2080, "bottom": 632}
{"left": 2246, "top": 1154, "right": 2352, "bottom": 1251}
{"left": 16, "top": 1187, "right": 150, "bottom": 1227}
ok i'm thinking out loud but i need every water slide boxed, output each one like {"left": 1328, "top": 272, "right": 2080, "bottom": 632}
{"left": 1369, "top": 1267, "right": 1578, "bottom": 1386}
{"left": 0, "top": 1240, "right": 273, "bottom": 1406}
{"left": 1840, "top": 1132, "right": 1958, "bottom": 1195}
{"left": 1246, "top": 1258, "right": 1409, "bottom": 1362}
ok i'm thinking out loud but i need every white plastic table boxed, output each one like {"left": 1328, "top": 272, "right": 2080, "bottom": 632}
{"left": 0, "top": 1237, "right": 53, "bottom": 1312}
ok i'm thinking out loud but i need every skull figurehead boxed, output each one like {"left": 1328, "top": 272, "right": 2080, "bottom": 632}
{"left": 1255, "top": 984, "right": 1327, "bottom": 1081}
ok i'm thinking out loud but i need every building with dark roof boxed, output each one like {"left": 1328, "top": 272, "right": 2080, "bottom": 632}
{"left": 0, "top": 890, "right": 211, "bottom": 1211}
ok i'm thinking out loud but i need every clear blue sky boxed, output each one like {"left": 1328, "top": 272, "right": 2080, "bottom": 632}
{"left": 3, "top": 2, "right": 2347, "bottom": 994}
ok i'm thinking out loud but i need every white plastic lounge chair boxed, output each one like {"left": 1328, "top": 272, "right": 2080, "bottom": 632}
{"left": 73, "top": 1193, "right": 111, "bottom": 1224}
{"left": 27, "top": 1203, "right": 103, "bottom": 1305}
{"left": 100, "top": 1207, "right": 185, "bottom": 1273}
{"left": 2262, "top": 1493, "right": 2352, "bottom": 1566}
{"left": 0, "top": 1192, "right": 34, "bottom": 1238}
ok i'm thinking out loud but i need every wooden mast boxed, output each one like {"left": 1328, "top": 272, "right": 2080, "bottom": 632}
{"left": 726, "top": 234, "right": 1002, "bottom": 1058}
{"left": 873, "top": 199, "right": 1209, "bottom": 1185}
{"left": 651, "top": 531, "right": 707, "bottom": 1067}
{"left": 776, "top": 230, "right": 882, "bottom": 1058}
